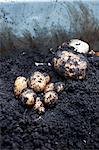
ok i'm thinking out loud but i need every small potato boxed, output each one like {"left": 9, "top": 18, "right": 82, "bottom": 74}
{"left": 34, "top": 97, "right": 45, "bottom": 114}
{"left": 38, "top": 106, "right": 45, "bottom": 114}
{"left": 14, "top": 76, "right": 27, "bottom": 96}
{"left": 44, "top": 83, "right": 55, "bottom": 93}
{"left": 29, "top": 71, "right": 47, "bottom": 92}
{"left": 69, "top": 39, "right": 89, "bottom": 54}
{"left": 34, "top": 97, "right": 44, "bottom": 110}
{"left": 44, "top": 91, "right": 58, "bottom": 105}
{"left": 55, "top": 82, "right": 65, "bottom": 93}
{"left": 43, "top": 73, "right": 50, "bottom": 84}
{"left": 21, "top": 89, "right": 36, "bottom": 106}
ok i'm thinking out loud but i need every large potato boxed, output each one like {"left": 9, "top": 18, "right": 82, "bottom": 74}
{"left": 53, "top": 51, "right": 87, "bottom": 79}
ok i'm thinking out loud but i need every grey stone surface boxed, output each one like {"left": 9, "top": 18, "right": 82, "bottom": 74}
{"left": 0, "top": 1, "right": 99, "bottom": 37}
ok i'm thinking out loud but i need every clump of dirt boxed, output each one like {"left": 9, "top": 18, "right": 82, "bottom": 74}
{"left": 0, "top": 47, "right": 99, "bottom": 150}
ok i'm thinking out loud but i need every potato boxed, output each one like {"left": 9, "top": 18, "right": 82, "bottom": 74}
{"left": 54, "top": 82, "right": 65, "bottom": 93}
{"left": 34, "top": 97, "right": 43, "bottom": 109}
{"left": 14, "top": 76, "right": 27, "bottom": 96}
{"left": 43, "top": 72, "right": 50, "bottom": 84}
{"left": 38, "top": 106, "right": 45, "bottom": 114}
{"left": 28, "top": 71, "right": 47, "bottom": 92}
{"left": 44, "top": 83, "right": 55, "bottom": 93}
{"left": 44, "top": 91, "right": 58, "bottom": 105}
{"left": 53, "top": 51, "right": 87, "bottom": 79}
{"left": 21, "top": 89, "right": 36, "bottom": 106}
{"left": 34, "top": 97, "right": 45, "bottom": 114}
{"left": 69, "top": 39, "right": 89, "bottom": 54}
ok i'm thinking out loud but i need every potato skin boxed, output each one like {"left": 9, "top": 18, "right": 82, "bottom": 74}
{"left": 69, "top": 39, "right": 89, "bottom": 54}
{"left": 34, "top": 97, "right": 45, "bottom": 114}
{"left": 43, "top": 73, "right": 50, "bottom": 84}
{"left": 21, "top": 89, "right": 36, "bottom": 106}
{"left": 28, "top": 71, "right": 47, "bottom": 92}
{"left": 54, "top": 82, "right": 65, "bottom": 93}
{"left": 43, "top": 91, "right": 58, "bottom": 105}
{"left": 44, "top": 83, "right": 55, "bottom": 93}
{"left": 38, "top": 106, "right": 45, "bottom": 114}
{"left": 34, "top": 97, "right": 43, "bottom": 110}
{"left": 44, "top": 82, "right": 65, "bottom": 93}
{"left": 53, "top": 51, "right": 87, "bottom": 79}
{"left": 14, "top": 76, "right": 27, "bottom": 97}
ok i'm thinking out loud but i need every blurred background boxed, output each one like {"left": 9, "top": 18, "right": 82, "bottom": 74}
{"left": 0, "top": 0, "right": 99, "bottom": 54}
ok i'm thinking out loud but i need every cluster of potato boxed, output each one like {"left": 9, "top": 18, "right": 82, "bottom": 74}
{"left": 53, "top": 39, "right": 88, "bottom": 79}
{"left": 14, "top": 39, "right": 93, "bottom": 113}
{"left": 14, "top": 71, "right": 65, "bottom": 114}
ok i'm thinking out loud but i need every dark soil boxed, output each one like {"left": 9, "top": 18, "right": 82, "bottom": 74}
{"left": 0, "top": 47, "right": 99, "bottom": 150}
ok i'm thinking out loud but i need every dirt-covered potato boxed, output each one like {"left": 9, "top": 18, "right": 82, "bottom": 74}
{"left": 54, "top": 82, "right": 65, "bottom": 93}
{"left": 28, "top": 71, "right": 47, "bottom": 92}
{"left": 43, "top": 72, "right": 50, "bottom": 84}
{"left": 34, "top": 97, "right": 45, "bottom": 114}
{"left": 34, "top": 97, "right": 43, "bottom": 109}
{"left": 43, "top": 91, "right": 58, "bottom": 105}
{"left": 69, "top": 39, "right": 89, "bottom": 54}
{"left": 21, "top": 89, "right": 36, "bottom": 106}
{"left": 14, "top": 76, "right": 27, "bottom": 96}
{"left": 44, "top": 83, "right": 55, "bottom": 93}
{"left": 38, "top": 106, "right": 45, "bottom": 114}
{"left": 53, "top": 51, "right": 87, "bottom": 79}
